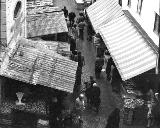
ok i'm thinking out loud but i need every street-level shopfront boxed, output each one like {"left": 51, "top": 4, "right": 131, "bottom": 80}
{"left": 0, "top": 38, "right": 78, "bottom": 128}
{"left": 86, "top": 0, "right": 159, "bottom": 125}
{"left": 98, "top": 11, "right": 158, "bottom": 125}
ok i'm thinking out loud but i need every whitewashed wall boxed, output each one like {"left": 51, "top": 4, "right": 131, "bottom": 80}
{"left": 6, "top": 0, "right": 26, "bottom": 45}
{"left": 121, "top": 0, "right": 159, "bottom": 46}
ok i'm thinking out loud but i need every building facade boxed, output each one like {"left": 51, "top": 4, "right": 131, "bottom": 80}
{"left": 118, "top": 0, "right": 159, "bottom": 46}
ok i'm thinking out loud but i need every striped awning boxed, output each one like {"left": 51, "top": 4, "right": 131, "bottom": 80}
{"left": 86, "top": 0, "right": 124, "bottom": 32}
{"left": 98, "top": 15, "right": 157, "bottom": 80}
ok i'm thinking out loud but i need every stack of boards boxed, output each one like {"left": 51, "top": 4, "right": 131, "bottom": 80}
{"left": 1, "top": 38, "right": 78, "bottom": 93}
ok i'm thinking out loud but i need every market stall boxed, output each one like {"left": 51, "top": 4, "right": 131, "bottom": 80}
{"left": 0, "top": 38, "right": 78, "bottom": 93}
{"left": 0, "top": 37, "right": 78, "bottom": 127}
{"left": 121, "top": 80, "right": 145, "bottom": 125}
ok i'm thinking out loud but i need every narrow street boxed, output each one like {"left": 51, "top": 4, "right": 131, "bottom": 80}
{"left": 0, "top": 0, "right": 159, "bottom": 128}
{"left": 53, "top": 0, "right": 148, "bottom": 128}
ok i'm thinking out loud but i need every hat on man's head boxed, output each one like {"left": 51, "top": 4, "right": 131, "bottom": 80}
{"left": 79, "top": 93, "right": 85, "bottom": 99}
{"left": 93, "top": 83, "right": 97, "bottom": 86}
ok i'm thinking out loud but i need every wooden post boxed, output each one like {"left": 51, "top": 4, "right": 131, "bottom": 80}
{"left": 0, "top": 76, "right": 6, "bottom": 105}
{"left": 0, "top": 77, "right": 2, "bottom": 105}
{"left": 55, "top": 33, "right": 57, "bottom": 41}
{"left": 158, "top": 40, "right": 160, "bottom": 74}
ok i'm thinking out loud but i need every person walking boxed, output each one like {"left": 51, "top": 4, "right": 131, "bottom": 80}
{"left": 95, "top": 56, "right": 104, "bottom": 79}
{"left": 89, "top": 76, "right": 96, "bottom": 87}
{"left": 71, "top": 24, "right": 79, "bottom": 51}
{"left": 90, "top": 83, "right": 101, "bottom": 113}
{"left": 106, "top": 57, "right": 115, "bottom": 81}
{"left": 62, "top": 6, "right": 68, "bottom": 18}
{"left": 74, "top": 66, "right": 82, "bottom": 98}
{"left": 47, "top": 95, "right": 63, "bottom": 128}
{"left": 77, "top": 52, "right": 85, "bottom": 68}
{"left": 76, "top": 12, "right": 85, "bottom": 24}
{"left": 84, "top": 82, "right": 93, "bottom": 105}
{"left": 78, "top": 21, "right": 85, "bottom": 40}
{"left": 153, "top": 82, "right": 160, "bottom": 127}
{"left": 71, "top": 24, "right": 78, "bottom": 40}
{"left": 69, "top": 12, "right": 76, "bottom": 27}
{"left": 110, "top": 66, "right": 122, "bottom": 93}
{"left": 69, "top": 35, "right": 76, "bottom": 55}
{"left": 105, "top": 108, "right": 120, "bottom": 128}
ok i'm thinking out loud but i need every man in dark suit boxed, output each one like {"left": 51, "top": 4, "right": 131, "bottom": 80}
{"left": 68, "top": 12, "right": 76, "bottom": 27}
{"left": 90, "top": 83, "right": 101, "bottom": 113}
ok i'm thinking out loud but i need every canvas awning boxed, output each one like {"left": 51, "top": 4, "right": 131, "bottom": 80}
{"left": 0, "top": 38, "right": 77, "bottom": 93}
{"left": 86, "top": 0, "right": 124, "bottom": 32}
{"left": 98, "top": 15, "right": 157, "bottom": 81}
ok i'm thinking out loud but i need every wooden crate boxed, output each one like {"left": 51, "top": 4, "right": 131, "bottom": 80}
{"left": 0, "top": 0, "right": 26, "bottom": 46}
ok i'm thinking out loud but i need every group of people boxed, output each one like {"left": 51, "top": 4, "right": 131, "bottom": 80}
{"left": 62, "top": 6, "right": 86, "bottom": 58}
{"left": 75, "top": 76, "right": 101, "bottom": 113}
{"left": 85, "top": 76, "right": 101, "bottom": 113}
{"left": 75, "top": 76, "right": 121, "bottom": 128}
{"left": 61, "top": 5, "right": 121, "bottom": 128}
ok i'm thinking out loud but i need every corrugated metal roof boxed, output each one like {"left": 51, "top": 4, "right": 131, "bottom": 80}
{"left": 0, "top": 38, "right": 77, "bottom": 93}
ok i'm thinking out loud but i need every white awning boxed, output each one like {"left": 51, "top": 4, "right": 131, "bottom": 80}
{"left": 98, "top": 15, "right": 157, "bottom": 80}
{"left": 86, "top": 0, "right": 124, "bottom": 32}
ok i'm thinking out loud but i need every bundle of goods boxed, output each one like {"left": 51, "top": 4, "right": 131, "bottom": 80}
{"left": 123, "top": 80, "right": 135, "bottom": 90}
{"left": 124, "top": 98, "right": 144, "bottom": 109}
{"left": 27, "top": 12, "right": 68, "bottom": 37}
{"left": 37, "top": 119, "right": 49, "bottom": 128}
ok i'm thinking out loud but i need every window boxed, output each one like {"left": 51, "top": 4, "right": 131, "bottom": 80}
{"left": 153, "top": 13, "right": 160, "bottom": 36}
{"left": 14, "top": 1, "right": 22, "bottom": 19}
{"left": 118, "top": 0, "right": 122, "bottom": 6}
{"left": 137, "top": 0, "right": 143, "bottom": 15}
{"left": 127, "top": 0, "right": 131, "bottom": 7}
